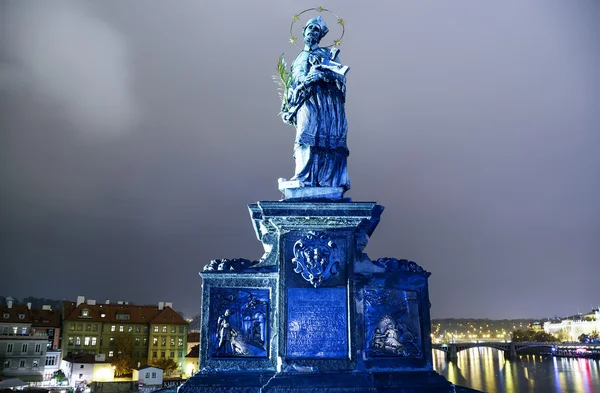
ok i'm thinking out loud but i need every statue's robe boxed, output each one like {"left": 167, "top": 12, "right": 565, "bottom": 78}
{"left": 283, "top": 47, "right": 350, "bottom": 191}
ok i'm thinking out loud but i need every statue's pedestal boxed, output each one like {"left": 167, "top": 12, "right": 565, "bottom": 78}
{"left": 178, "top": 201, "right": 477, "bottom": 393}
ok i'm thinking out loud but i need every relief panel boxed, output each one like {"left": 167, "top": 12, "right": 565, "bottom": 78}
{"left": 209, "top": 288, "right": 269, "bottom": 358}
{"left": 364, "top": 289, "right": 423, "bottom": 358}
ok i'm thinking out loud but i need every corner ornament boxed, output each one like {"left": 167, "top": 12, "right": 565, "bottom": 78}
{"left": 292, "top": 232, "right": 340, "bottom": 288}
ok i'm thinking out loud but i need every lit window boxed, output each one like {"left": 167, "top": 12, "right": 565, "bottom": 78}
{"left": 108, "top": 351, "right": 114, "bottom": 357}
{"left": 81, "top": 309, "right": 89, "bottom": 317}
{"left": 135, "top": 338, "right": 141, "bottom": 346}
{"left": 162, "top": 326, "right": 167, "bottom": 333}
{"left": 119, "top": 326, "right": 124, "bottom": 332}
{"left": 21, "top": 327, "right": 27, "bottom": 334}
{"left": 128, "top": 326, "right": 133, "bottom": 333}
{"left": 91, "top": 337, "right": 97, "bottom": 346}
{"left": 12, "top": 327, "right": 17, "bottom": 334}
{"left": 75, "top": 337, "right": 81, "bottom": 346}
{"left": 161, "top": 338, "right": 166, "bottom": 346}
{"left": 109, "top": 337, "right": 114, "bottom": 345}
{"left": 4, "top": 360, "right": 10, "bottom": 368}
{"left": 135, "top": 326, "right": 141, "bottom": 333}
{"left": 170, "top": 338, "right": 175, "bottom": 346}
{"left": 153, "top": 326, "right": 159, "bottom": 333}
{"left": 69, "top": 325, "right": 75, "bottom": 331}
{"left": 171, "top": 326, "right": 176, "bottom": 333}
{"left": 33, "top": 360, "right": 39, "bottom": 367}
{"left": 153, "top": 338, "right": 158, "bottom": 346}
{"left": 100, "top": 313, "right": 106, "bottom": 318}
{"left": 84, "top": 337, "right": 90, "bottom": 346}
{"left": 178, "top": 338, "right": 183, "bottom": 347}
{"left": 68, "top": 337, "right": 74, "bottom": 346}
{"left": 111, "top": 326, "right": 116, "bottom": 332}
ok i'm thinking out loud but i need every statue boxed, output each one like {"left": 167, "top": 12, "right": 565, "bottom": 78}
{"left": 277, "top": 13, "right": 350, "bottom": 196}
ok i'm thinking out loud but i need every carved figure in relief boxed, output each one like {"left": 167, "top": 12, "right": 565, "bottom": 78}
{"left": 216, "top": 309, "right": 233, "bottom": 355}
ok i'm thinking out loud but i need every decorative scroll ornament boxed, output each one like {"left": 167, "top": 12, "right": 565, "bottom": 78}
{"left": 291, "top": 232, "right": 340, "bottom": 287}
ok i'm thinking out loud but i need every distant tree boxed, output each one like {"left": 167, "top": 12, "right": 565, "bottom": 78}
{"left": 151, "top": 358, "right": 179, "bottom": 376}
{"left": 579, "top": 333, "right": 590, "bottom": 343}
{"left": 53, "top": 370, "right": 68, "bottom": 384}
{"left": 111, "top": 333, "right": 136, "bottom": 377}
{"left": 511, "top": 329, "right": 557, "bottom": 342}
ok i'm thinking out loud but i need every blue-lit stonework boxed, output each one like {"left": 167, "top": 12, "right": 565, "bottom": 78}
{"left": 209, "top": 288, "right": 269, "bottom": 358}
{"left": 176, "top": 202, "right": 475, "bottom": 392}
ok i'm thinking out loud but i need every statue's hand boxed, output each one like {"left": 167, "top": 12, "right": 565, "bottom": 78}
{"left": 305, "top": 70, "right": 324, "bottom": 85}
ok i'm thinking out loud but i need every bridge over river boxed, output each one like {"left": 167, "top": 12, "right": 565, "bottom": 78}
{"left": 432, "top": 341, "right": 600, "bottom": 361}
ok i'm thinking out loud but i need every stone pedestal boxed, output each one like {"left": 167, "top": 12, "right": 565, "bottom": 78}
{"left": 178, "top": 201, "right": 475, "bottom": 393}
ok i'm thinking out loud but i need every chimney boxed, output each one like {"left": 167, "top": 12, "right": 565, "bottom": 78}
{"left": 165, "top": 302, "right": 173, "bottom": 309}
{"left": 158, "top": 302, "right": 164, "bottom": 311}
{"left": 26, "top": 302, "right": 32, "bottom": 309}
{"left": 42, "top": 305, "right": 51, "bottom": 310}
{"left": 87, "top": 299, "right": 96, "bottom": 305}
{"left": 117, "top": 301, "right": 124, "bottom": 305}
{"left": 7, "top": 300, "right": 13, "bottom": 309}
{"left": 105, "top": 300, "right": 110, "bottom": 304}
{"left": 76, "top": 296, "right": 85, "bottom": 307}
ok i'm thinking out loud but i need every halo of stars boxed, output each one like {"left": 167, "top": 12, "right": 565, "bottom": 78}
{"left": 289, "top": 7, "right": 346, "bottom": 49}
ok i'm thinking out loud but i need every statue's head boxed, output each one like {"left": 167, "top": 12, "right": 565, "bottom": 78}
{"left": 224, "top": 309, "right": 232, "bottom": 316}
{"left": 302, "top": 16, "right": 329, "bottom": 46}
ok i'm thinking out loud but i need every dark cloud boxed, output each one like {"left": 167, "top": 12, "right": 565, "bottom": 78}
{"left": 1, "top": 1, "right": 599, "bottom": 319}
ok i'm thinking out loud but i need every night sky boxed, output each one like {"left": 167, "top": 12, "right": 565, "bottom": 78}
{"left": 1, "top": 1, "right": 599, "bottom": 319}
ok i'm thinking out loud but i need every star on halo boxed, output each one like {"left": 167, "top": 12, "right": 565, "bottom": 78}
{"left": 333, "top": 39, "right": 342, "bottom": 46}
{"left": 289, "top": 36, "right": 297, "bottom": 45}
{"left": 316, "top": 6, "right": 325, "bottom": 12}
{"left": 337, "top": 18, "right": 345, "bottom": 26}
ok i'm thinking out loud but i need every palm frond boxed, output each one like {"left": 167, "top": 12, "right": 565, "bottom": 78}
{"left": 273, "top": 53, "right": 291, "bottom": 111}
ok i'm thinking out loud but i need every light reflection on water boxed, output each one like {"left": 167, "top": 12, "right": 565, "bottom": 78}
{"left": 432, "top": 347, "right": 600, "bottom": 393}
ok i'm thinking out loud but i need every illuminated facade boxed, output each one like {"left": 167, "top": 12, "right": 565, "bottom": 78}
{"left": 543, "top": 308, "right": 600, "bottom": 342}
{"left": 61, "top": 297, "right": 187, "bottom": 375}
{"left": 0, "top": 300, "right": 48, "bottom": 382}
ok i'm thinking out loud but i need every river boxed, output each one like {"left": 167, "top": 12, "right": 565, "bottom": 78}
{"left": 432, "top": 347, "right": 600, "bottom": 393}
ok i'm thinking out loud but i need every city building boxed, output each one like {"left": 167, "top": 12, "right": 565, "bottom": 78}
{"left": 61, "top": 353, "right": 114, "bottom": 388}
{"left": 61, "top": 297, "right": 188, "bottom": 376}
{"left": 0, "top": 300, "right": 48, "bottom": 382}
{"left": 133, "top": 365, "right": 163, "bottom": 387}
{"left": 31, "top": 304, "right": 63, "bottom": 383}
{"left": 185, "top": 344, "right": 199, "bottom": 378}
{"left": 544, "top": 307, "right": 600, "bottom": 341}
{"left": 186, "top": 332, "right": 199, "bottom": 355}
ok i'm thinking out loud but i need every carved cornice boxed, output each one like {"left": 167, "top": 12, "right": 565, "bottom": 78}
{"left": 372, "top": 258, "right": 429, "bottom": 275}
